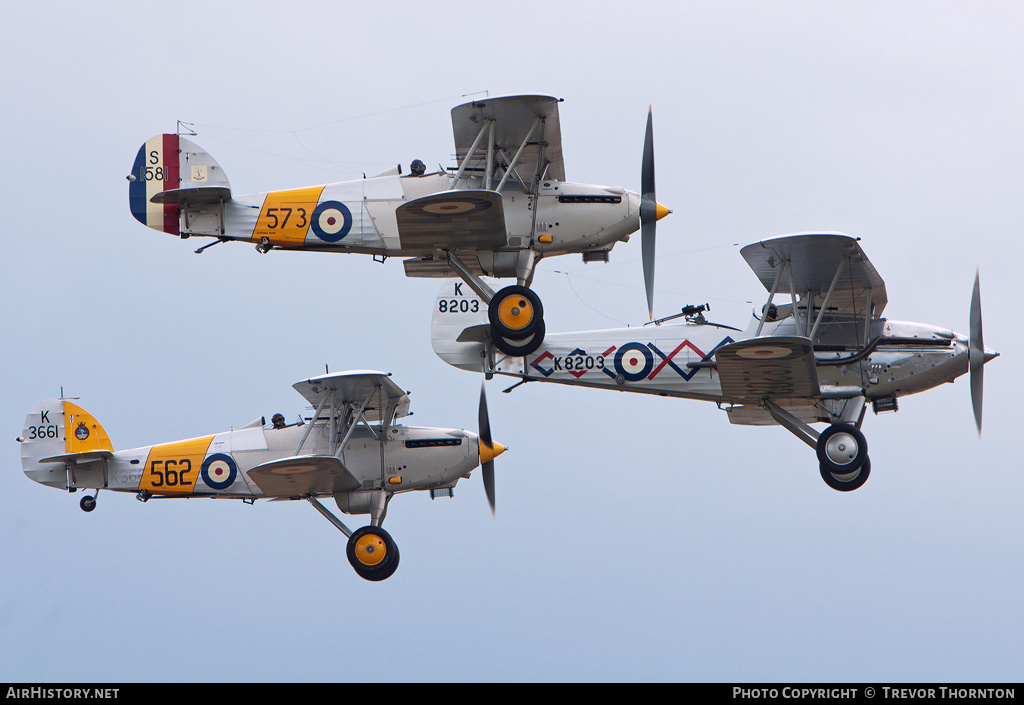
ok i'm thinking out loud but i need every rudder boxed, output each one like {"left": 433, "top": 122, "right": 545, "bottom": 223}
{"left": 128, "top": 134, "right": 231, "bottom": 234}
{"left": 20, "top": 399, "right": 113, "bottom": 488}
{"left": 431, "top": 280, "right": 489, "bottom": 373}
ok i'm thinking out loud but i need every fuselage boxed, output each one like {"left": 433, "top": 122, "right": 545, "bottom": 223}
{"left": 480, "top": 316, "right": 970, "bottom": 403}
{"left": 181, "top": 170, "right": 641, "bottom": 261}
{"left": 431, "top": 274, "right": 973, "bottom": 414}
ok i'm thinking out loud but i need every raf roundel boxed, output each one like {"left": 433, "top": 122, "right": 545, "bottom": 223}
{"left": 614, "top": 343, "right": 654, "bottom": 382}
{"left": 735, "top": 345, "right": 794, "bottom": 360}
{"left": 311, "top": 201, "right": 353, "bottom": 243}
{"left": 201, "top": 453, "right": 238, "bottom": 491}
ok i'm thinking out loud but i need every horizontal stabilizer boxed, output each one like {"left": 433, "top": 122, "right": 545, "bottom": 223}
{"left": 248, "top": 455, "right": 360, "bottom": 496}
{"left": 396, "top": 190, "right": 506, "bottom": 251}
{"left": 715, "top": 336, "right": 820, "bottom": 400}
{"left": 38, "top": 450, "right": 114, "bottom": 465}
{"left": 150, "top": 186, "right": 231, "bottom": 206}
{"left": 457, "top": 324, "right": 491, "bottom": 343}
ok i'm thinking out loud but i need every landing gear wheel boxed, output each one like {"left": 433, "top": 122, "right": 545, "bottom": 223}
{"left": 346, "top": 525, "right": 400, "bottom": 581}
{"left": 488, "top": 286, "right": 544, "bottom": 341}
{"left": 820, "top": 457, "right": 871, "bottom": 492}
{"left": 79, "top": 495, "right": 96, "bottom": 512}
{"left": 816, "top": 423, "right": 868, "bottom": 475}
{"left": 491, "top": 320, "right": 546, "bottom": 357}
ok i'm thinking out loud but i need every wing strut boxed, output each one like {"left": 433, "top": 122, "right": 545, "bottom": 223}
{"left": 450, "top": 119, "right": 492, "bottom": 190}
{"left": 295, "top": 393, "right": 331, "bottom": 456}
{"left": 484, "top": 120, "right": 495, "bottom": 190}
{"left": 495, "top": 117, "right": 542, "bottom": 193}
{"left": 496, "top": 148, "right": 530, "bottom": 193}
{"left": 335, "top": 385, "right": 379, "bottom": 458}
{"left": 754, "top": 260, "right": 788, "bottom": 337}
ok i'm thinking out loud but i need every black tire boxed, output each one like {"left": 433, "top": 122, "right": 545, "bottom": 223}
{"left": 819, "top": 457, "right": 871, "bottom": 492}
{"left": 80, "top": 495, "right": 96, "bottom": 512}
{"left": 816, "top": 424, "right": 868, "bottom": 475}
{"left": 346, "top": 525, "right": 400, "bottom": 581}
{"left": 491, "top": 320, "right": 546, "bottom": 357}
{"left": 488, "top": 286, "right": 544, "bottom": 341}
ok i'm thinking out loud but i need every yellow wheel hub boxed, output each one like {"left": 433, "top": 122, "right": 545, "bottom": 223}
{"left": 353, "top": 533, "right": 387, "bottom": 566}
{"left": 497, "top": 296, "right": 535, "bottom": 331}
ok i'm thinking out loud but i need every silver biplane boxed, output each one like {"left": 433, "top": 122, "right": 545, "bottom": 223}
{"left": 129, "top": 95, "right": 670, "bottom": 356}
{"left": 19, "top": 371, "right": 505, "bottom": 581}
{"left": 432, "top": 233, "right": 998, "bottom": 491}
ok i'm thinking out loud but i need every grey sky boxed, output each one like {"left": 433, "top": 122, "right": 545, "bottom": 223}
{"left": 1, "top": 1, "right": 1020, "bottom": 682}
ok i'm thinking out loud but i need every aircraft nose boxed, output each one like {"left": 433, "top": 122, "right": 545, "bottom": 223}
{"left": 479, "top": 438, "right": 506, "bottom": 464}
{"left": 655, "top": 203, "right": 671, "bottom": 221}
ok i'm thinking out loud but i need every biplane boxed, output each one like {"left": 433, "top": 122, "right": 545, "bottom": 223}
{"left": 432, "top": 232, "right": 998, "bottom": 491}
{"left": 19, "top": 371, "right": 505, "bottom": 581}
{"left": 129, "top": 95, "right": 670, "bottom": 357}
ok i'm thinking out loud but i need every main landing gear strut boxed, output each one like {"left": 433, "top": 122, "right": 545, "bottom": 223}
{"left": 764, "top": 399, "right": 872, "bottom": 492}
{"left": 308, "top": 493, "right": 400, "bottom": 581}
{"left": 448, "top": 251, "right": 546, "bottom": 357}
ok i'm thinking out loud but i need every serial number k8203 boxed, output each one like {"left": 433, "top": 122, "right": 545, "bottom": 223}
{"left": 438, "top": 299, "right": 480, "bottom": 313}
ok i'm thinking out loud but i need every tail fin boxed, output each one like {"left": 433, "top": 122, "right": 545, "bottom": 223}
{"left": 431, "top": 280, "right": 489, "bottom": 373}
{"left": 128, "top": 134, "right": 232, "bottom": 234}
{"left": 20, "top": 399, "right": 113, "bottom": 488}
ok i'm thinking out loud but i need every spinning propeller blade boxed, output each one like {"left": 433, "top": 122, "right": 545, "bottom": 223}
{"left": 478, "top": 382, "right": 505, "bottom": 514}
{"left": 640, "top": 106, "right": 671, "bottom": 320}
{"left": 969, "top": 270, "right": 985, "bottom": 435}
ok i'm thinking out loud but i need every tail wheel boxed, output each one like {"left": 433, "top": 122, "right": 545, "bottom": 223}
{"left": 816, "top": 423, "right": 868, "bottom": 475}
{"left": 492, "top": 320, "right": 545, "bottom": 357}
{"left": 346, "top": 525, "right": 400, "bottom": 581}
{"left": 820, "top": 457, "right": 871, "bottom": 492}
{"left": 488, "top": 286, "right": 544, "bottom": 341}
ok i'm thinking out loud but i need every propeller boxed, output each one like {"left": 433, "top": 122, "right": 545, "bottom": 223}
{"left": 969, "top": 270, "right": 987, "bottom": 435}
{"left": 477, "top": 382, "right": 505, "bottom": 514}
{"left": 640, "top": 106, "right": 671, "bottom": 320}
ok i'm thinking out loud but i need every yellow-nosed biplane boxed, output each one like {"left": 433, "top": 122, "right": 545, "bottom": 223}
{"left": 20, "top": 371, "right": 504, "bottom": 581}
{"left": 129, "top": 95, "right": 669, "bottom": 358}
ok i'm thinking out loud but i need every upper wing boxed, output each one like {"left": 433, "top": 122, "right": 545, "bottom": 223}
{"left": 451, "top": 94, "right": 565, "bottom": 184}
{"left": 292, "top": 371, "right": 410, "bottom": 426}
{"left": 741, "top": 233, "right": 887, "bottom": 318}
{"left": 247, "top": 455, "right": 360, "bottom": 496}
